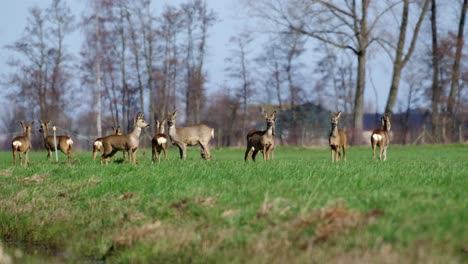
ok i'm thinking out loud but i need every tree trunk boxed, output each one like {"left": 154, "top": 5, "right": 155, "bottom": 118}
{"left": 430, "top": 0, "right": 441, "bottom": 142}
{"left": 385, "top": 0, "right": 430, "bottom": 114}
{"left": 95, "top": 5, "right": 102, "bottom": 137}
{"left": 446, "top": 0, "right": 467, "bottom": 141}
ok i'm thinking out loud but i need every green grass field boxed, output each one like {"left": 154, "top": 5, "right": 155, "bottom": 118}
{"left": 0, "top": 145, "right": 467, "bottom": 263}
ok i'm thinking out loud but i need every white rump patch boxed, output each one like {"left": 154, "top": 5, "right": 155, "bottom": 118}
{"left": 157, "top": 137, "right": 167, "bottom": 145}
{"left": 67, "top": 139, "right": 74, "bottom": 145}
{"left": 94, "top": 141, "right": 102, "bottom": 147}
{"left": 372, "top": 134, "right": 383, "bottom": 141}
{"left": 12, "top": 141, "right": 22, "bottom": 148}
{"left": 211, "top": 129, "right": 214, "bottom": 139}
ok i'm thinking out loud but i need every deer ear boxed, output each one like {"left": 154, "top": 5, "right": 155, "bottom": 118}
{"left": 30, "top": 121, "right": 35, "bottom": 126}
{"left": 336, "top": 111, "right": 342, "bottom": 118}
{"left": 173, "top": 110, "right": 177, "bottom": 117}
{"left": 47, "top": 120, "right": 51, "bottom": 125}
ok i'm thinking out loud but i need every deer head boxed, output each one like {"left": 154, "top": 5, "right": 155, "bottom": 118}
{"left": 134, "top": 112, "right": 150, "bottom": 129}
{"left": 330, "top": 111, "right": 342, "bottom": 128}
{"left": 167, "top": 110, "right": 177, "bottom": 127}
{"left": 381, "top": 113, "right": 391, "bottom": 132}
{"left": 38, "top": 120, "right": 51, "bottom": 134}
{"left": 265, "top": 111, "right": 276, "bottom": 129}
{"left": 113, "top": 126, "right": 122, "bottom": 135}
{"left": 156, "top": 119, "right": 166, "bottom": 134}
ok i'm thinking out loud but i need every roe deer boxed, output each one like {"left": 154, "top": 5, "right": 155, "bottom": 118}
{"left": 100, "top": 112, "right": 149, "bottom": 165}
{"left": 328, "top": 111, "right": 347, "bottom": 162}
{"left": 244, "top": 111, "right": 276, "bottom": 161}
{"left": 39, "top": 120, "right": 73, "bottom": 162}
{"left": 151, "top": 119, "right": 168, "bottom": 164}
{"left": 11, "top": 121, "right": 34, "bottom": 167}
{"left": 166, "top": 110, "right": 214, "bottom": 160}
{"left": 92, "top": 126, "right": 125, "bottom": 160}
{"left": 371, "top": 113, "right": 391, "bottom": 161}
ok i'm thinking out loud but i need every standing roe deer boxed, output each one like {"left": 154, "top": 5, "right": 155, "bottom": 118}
{"left": 92, "top": 126, "right": 125, "bottom": 160}
{"left": 39, "top": 120, "right": 73, "bottom": 162}
{"left": 11, "top": 121, "right": 34, "bottom": 167}
{"left": 328, "top": 111, "right": 347, "bottom": 162}
{"left": 244, "top": 111, "right": 276, "bottom": 161}
{"left": 166, "top": 110, "right": 214, "bottom": 160}
{"left": 151, "top": 119, "right": 168, "bottom": 164}
{"left": 100, "top": 112, "right": 149, "bottom": 165}
{"left": 371, "top": 113, "right": 392, "bottom": 161}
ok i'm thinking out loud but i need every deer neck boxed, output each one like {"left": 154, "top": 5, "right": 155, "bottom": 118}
{"left": 42, "top": 127, "right": 49, "bottom": 140}
{"left": 266, "top": 125, "right": 274, "bottom": 136}
{"left": 331, "top": 125, "right": 339, "bottom": 137}
{"left": 25, "top": 129, "right": 31, "bottom": 140}
{"left": 129, "top": 125, "right": 142, "bottom": 140}
{"left": 382, "top": 122, "right": 391, "bottom": 132}
{"left": 168, "top": 124, "right": 177, "bottom": 139}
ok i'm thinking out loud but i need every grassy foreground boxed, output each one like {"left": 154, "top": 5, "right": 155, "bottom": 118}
{"left": 0, "top": 145, "right": 467, "bottom": 263}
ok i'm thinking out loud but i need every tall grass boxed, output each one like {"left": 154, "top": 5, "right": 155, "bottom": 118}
{"left": 0, "top": 145, "right": 467, "bottom": 263}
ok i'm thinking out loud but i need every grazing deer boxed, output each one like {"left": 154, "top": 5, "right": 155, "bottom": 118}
{"left": 166, "top": 110, "right": 214, "bottom": 160}
{"left": 38, "top": 120, "right": 73, "bottom": 162}
{"left": 100, "top": 112, "right": 149, "bottom": 165}
{"left": 244, "top": 111, "right": 276, "bottom": 161}
{"left": 151, "top": 119, "right": 168, "bottom": 164}
{"left": 328, "top": 111, "right": 347, "bottom": 162}
{"left": 11, "top": 121, "right": 34, "bottom": 167}
{"left": 371, "top": 113, "right": 392, "bottom": 161}
{"left": 92, "top": 127, "right": 125, "bottom": 160}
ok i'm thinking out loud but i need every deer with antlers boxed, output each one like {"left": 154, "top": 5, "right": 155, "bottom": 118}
{"left": 328, "top": 111, "right": 347, "bottom": 162}
{"left": 244, "top": 111, "right": 276, "bottom": 161}
{"left": 100, "top": 112, "right": 149, "bottom": 165}
{"left": 11, "top": 121, "right": 34, "bottom": 167}
{"left": 38, "top": 120, "right": 73, "bottom": 162}
{"left": 166, "top": 110, "right": 214, "bottom": 160}
{"left": 151, "top": 119, "right": 168, "bottom": 164}
{"left": 92, "top": 127, "right": 125, "bottom": 160}
{"left": 371, "top": 113, "right": 392, "bottom": 161}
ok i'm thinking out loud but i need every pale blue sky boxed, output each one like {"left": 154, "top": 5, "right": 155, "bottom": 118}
{"left": 2, "top": 0, "right": 452, "bottom": 115}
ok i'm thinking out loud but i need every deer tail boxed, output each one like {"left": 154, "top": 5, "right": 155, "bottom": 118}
{"left": 211, "top": 129, "right": 214, "bottom": 139}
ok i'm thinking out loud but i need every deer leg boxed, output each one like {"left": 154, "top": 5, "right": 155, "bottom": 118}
{"left": 133, "top": 149, "right": 138, "bottom": 164}
{"left": 200, "top": 143, "right": 211, "bottom": 160}
{"left": 12, "top": 150, "right": 16, "bottom": 166}
{"left": 336, "top": 147, "right": 340, "bottom": 161}
{"left": 151, "top": 146, "right": 156, "bottom": 164}
{"left": 47, "top": 149, "right": 51, "bottom": 160}
{"left": 163, "top": 144, "right": 168, "bottom": 161}
{"left": 157, "top": 148, "right": 162, "bottom": 164}
{"left": 244, "top": 146, "right": 252, "bottom": 161}
{"left": 92, "top": 147, "right": 97, "bottom": 160}
{"left": 383, "top": 146, "right": 387, "bottom": 161}
{"left": 372, "top": 144, "right": 377, "bottom": 160}
{"left": 25, "top": 150, "right": 29, "bottom": 166}
{"left": 252, "top": 149, "right": 260, "bottom": 161}
{"left": 19, "top": 152, "right": 23, "bottom": 167}
{"left": 379, "top": 146, "right": 384, "bottom": 161}
{"left": 342, "top": 145, "right": 346, "bottom": 161}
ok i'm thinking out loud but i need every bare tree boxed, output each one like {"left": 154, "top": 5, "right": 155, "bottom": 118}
{"left": 5, "top": 0, "right": 75, "bottom": 126}
{"left": 246, "top": 0, "right": 399, "bottom": 143}
{"left": 225, "top": 32, "right": 254, "bottom": 136}
{"left": 383, "top": 0, "right": 430, "bottom": 114}
{"left": 180, "top": 0, "right": 216, "bottom": 125}
{"left": 446, "top": 0, "right": 467, "bottom": 140}
{"left": 430, "top": 0, "right": 441, "bottom": 142}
